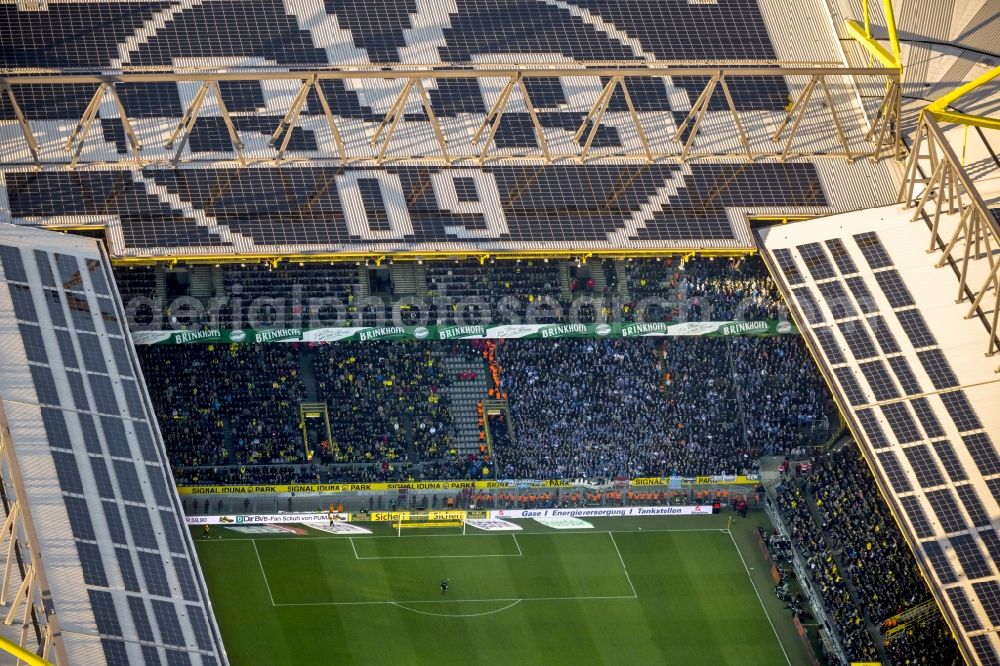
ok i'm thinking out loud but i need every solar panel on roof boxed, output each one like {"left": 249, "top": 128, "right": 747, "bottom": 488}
{"left": 970, "top": 635, "right": 1000, "bottom": 666}
{"left": 65, "top": 370, "right": 90, "bottom": 411}
{"left": 917, "top": 348, "right": 960, "bottom": 390}
{"left": 127, "top": 596, "right": 155, "bottom": 643}
{"left": 825, "top": 238, "right": 858, "bottom": 275}
{"left": 855, "top": 408, "right": 890, "bottom": 449}
{"left": 148, "top": 466, "right": 172, "bottom": 507}
{"left": 792, "top": 287, "right": 825, "bottom": 325}
{"left": 85, "top": 258, "right": 111, "bottom": 296}
{"left": 853, "top": 232, "right": 893, "bottom": 269}
{"left": 955, "top": 485, "right": 991, "bottom": 528}
{"left": 33, "top": 251, "right": 55, "bottom": 288}
{"left": 0, "top": 245, "right": 27, "bottom": 282}
{"left": 137, "top": 550, "right": 171, "bottom": 597}
{"left": 165, "top": 647, "right": 194, "bottom": 666}
{"left": 881, "top": 402, "right": 922, "bottom": 443}
{"left": 101, "top": 417, "right": 130, "bottom": 457}
{"left": 187, "top": 604, "right": 214, "bottom": 651}
{"left": 834, "top": 367, "right": 866, "bottom": 404}
{"left": 923, "top": 541, "right": 958, "bottom": 584}
{"left": 981, "top": 530, "right": 1000, "bottom": 566}
{"left": 115, "top": 547, "right": 141, "bottom": 592}
{"left": 79, "top": 412, "right": 103, "bottom": 455}
{"left": 152, "top": 599, "right": 187, "bottom": 647}
{"left": 113, "top": 460, "right": 145, "bottom": 503}
{"left": 930, "top": 440, "right": 968, "bottom": 482}
{"left": 925, "top": 488, "right": 969, "bottom": 534}
{"left": 817, "top": 281, "right": 856, "bottom": 319}
{"left": 40, "top": 407, "right": 71, "bottom": 449}
{"left": 173, "top": 557, "right": 200, "bottom": 602}
{"left": 142, "top": 645, "right": 162, "bottom": 665}
{"left": 55, "top": 254, "right": 84, "bottom": 292}
{"left": 812, "top": 327, "right": 845, "bottom": 364}
{"left": 886, "top": 356, "right": 921, "bottom": 395}
{"left": 64, "top": 495, "right": 96, "bottom": 540}
{"left": 844, "top": 276, "right": 878, "bottom": 314}
{"left": 797, "top": 242, "right": 836, "bottom": 281}
{"left": 121, "top": 379, "right": 145, "bottom": 419}
{"left": 859, "top": 360, "right": 900, "bottom": 401}
{"left": 867, "top": 315, "right": 900, "bottom": 354}
{"left": 101, "top": 639, "right": 130, "bottom": 666}
{"left": 159, "top": 511, "right": 184, "bottom": 553}
{"left": 54, "top": 329, "right": 79, "bottom": 369}
{"left": 950, "top": 533, "right": 993, "bottom": 580}
{"left": 29, "top": 364, "right": 59, "bottom": 405}
{"left": 75, "top": 540, "right": 109, "bottom": 587}
{"left": 876, "top": 451, "right": 911, "bottom": 492}
{"left": 8, "top": 285, "right": 38, "bottom": 322}
{"left": 18, "top": 323, "right": 47, "bottom": 364}
{"left": 51, "top": 449, "right": 84, "bottom": 494}
{"left": 90, "top": 456, "right": 116, "bottom": 500}
{"left": 971, "top": 579, "right": 1000, "bottom": 630}
{"left": 900, "top": 495, "right": 934, "bottom": 538}
{"left": 838, "top": 322, "right": 878, "bottom": 360}
{"left": 947, "top": 586, "right": 984, "bottom": 631}
{"left": 942, "top": 392, "right": 984, "bottom": 432}
{"left": 127, "top": 505, "right": 159, "bottom": 550}
{"left": 88, "top": 589, "right": 123, "bottom": 637}
{"left": 902, "top": 445, "right": 945, "bottom": 489}
{"left": 910, "top": 397, "right": 945, "bottom": 438}
{"left": 43, "top": 288, "right": 67, "bottom": 327}
{"left": 103, "top": 502, "right": 127, "bottom": 544}
{"left": 874, "top": 270, "right": 915, "bottom": 308}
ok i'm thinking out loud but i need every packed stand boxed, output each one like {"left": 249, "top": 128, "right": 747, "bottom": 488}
{"left": 140, "top": 344, "right": 307, "bottom": 468}
{"left": 773, "top": 475, "right": 879, "bottom": 662}
{"left": 774, "top": 445, "right": 959, "bottom": 665}
{"left": 313, "top": 342, "right": 456, "bottom": 466}
{"left": 729, "top": 336, "right": 838, "bottom": 456}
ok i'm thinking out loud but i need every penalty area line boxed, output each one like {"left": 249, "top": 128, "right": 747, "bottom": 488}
{"left": 252, "top": 539, "right": 276, "bottom": 607}
{"left": 272, "top": 594, "right": 638, "bottom": 608}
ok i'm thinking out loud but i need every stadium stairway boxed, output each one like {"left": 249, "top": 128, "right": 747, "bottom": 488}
{"left": 390, "top": 262, "right": 417, "bottom": 296}
{"left": 189, "top": 264, "right": 214, "bottom": 301}
{"left": 558, "top": 262, "right": 572, "bottom": 300}
{"left": 614, "top": 259, "right": 630, "bottom": 299}
{"left": 414, "top": 262, "right": 428, "bottom": 298}
{"left": 437, "top": 349, "right": 490, "bottom": 454}
{"left": 589, "top": 262, "right": 608, "bottom": 294}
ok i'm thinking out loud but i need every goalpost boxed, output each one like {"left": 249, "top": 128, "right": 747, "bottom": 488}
{"left": 394, "top": 513, "right": 467, "bottom": 536}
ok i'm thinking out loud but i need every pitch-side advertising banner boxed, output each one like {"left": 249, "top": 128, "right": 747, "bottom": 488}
{"left": 490, "top": 505, "right": 713, "bottom": 519}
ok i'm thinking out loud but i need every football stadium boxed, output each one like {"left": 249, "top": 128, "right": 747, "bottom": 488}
{"left": 0, "top": 0, "right": 998, "bottom": 664}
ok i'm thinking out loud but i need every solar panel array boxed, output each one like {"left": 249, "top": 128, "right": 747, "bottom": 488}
{"left": 0, "top": 227, "right": 224, "bottom": 666}
{"left": 760, "top": 225, "right": 1000, "bottom": 666}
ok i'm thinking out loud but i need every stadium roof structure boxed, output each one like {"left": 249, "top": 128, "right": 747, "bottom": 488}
{"left": 757, "top": 106, "right": 1000, "bottom": 663}
{"left": 0, "top": 223, "right": 226, "bottom": 665}
{"left": 0, "top": 0, "right": 903, "bottom": 260}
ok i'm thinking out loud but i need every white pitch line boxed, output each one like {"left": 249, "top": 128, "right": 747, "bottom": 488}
{"left": 355, "top": 554, "right": 522, "bottom": 560}
{"left": 252, "top": 539, "right": 276, "bottom": 607}
{"left": 608, "top": 532, "right": 638, "bottom": 599}
{"left": 512, "top": 533, "right": 523, "bottom": 557}
{"left": 391, "top": 599, "right": 523, "bottom": 618}
{"left": 272, "top": 594, "right": 638, "bottom": 608}
{"left": 349, "top": 536, "right": 360, "bottom": 560}
{"left": 727, "top": 530, "right": 791, "bottom": 666}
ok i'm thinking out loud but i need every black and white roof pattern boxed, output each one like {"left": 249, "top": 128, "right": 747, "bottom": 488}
{"left": 0, "top": 223, "right": 226, "bottom": 666}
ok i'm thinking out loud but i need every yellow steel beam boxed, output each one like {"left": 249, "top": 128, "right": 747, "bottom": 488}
{"left": 925, "top": 65, "right": 1000, "bottom": 131}
{"left": 0, "top": 634, "right": 51, "bottom": 666}
{"left": 844, "top": 20, "right": 899, "bottom": 69}
{"left": 108, "top": 245, "right": 774, "bottom": 267}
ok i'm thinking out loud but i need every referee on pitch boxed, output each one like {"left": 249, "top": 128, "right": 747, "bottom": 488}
{"left": 440, "top": 580, "right": 448, "bottom": 594}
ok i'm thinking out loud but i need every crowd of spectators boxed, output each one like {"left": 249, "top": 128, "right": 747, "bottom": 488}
{"left": 140, "top": 333, "right": 836, "bottom": 485}
{"left": 140, "top": 344, "right": 306, "bottom": 467}
{"left": 774, "top": 446, "right": 958, "bottom": 665}
{"left": 171, "top": 464, "right": 310, "bottom": 486}
{"left": 313, "top": 341, "right": 456, "bottom": 466}
{"left": 774, "top": 474, "right": 879, "bottom": 662}
{"left": 491, "top": 336, "right": 828, "bottom": 480}
{"left": 729, "top": 336, "right": 837, "bottom": 456}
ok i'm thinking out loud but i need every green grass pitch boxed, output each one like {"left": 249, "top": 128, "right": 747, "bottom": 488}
{"left": 194, "top": 516, "right": 795, "bottom": 665}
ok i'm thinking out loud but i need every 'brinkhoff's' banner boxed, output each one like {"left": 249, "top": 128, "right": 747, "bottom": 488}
{"left": 133, "top": 320, "right": 796, "bottom": 345}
